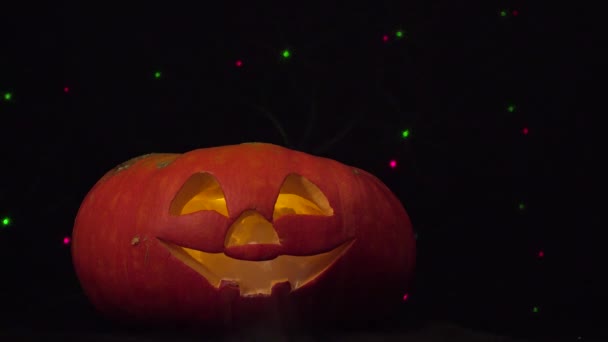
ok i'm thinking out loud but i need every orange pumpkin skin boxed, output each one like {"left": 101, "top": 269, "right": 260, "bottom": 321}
{"left": 72, "top": 142, "right": 415, "bottom": 329}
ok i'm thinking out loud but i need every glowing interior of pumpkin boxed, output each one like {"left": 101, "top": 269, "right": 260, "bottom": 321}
{"left": 225, "top": 210, "right": 280, "bottom": 246}
{"left": 163, "top": 172, "right": 347, "bottom": 296}
{"left": 169, "top": 172, "right": 334, "bottom": 219}
{"left": 169, "top": 173, "right": 229, "bottom": 216}
{"left": 160, "top": 239, "right": 353, "bottom": 296}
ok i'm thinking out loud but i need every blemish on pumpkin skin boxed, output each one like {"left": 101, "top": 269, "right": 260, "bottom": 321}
{"left": 144, "top": 237, "right": 150, "bottom": 266}
{"left": 352, "top": 168, "right": 360, "bottom": 175}
{"left": 131, "top": 236, "right": 140, "bottom": 246}
{"left": 156, "top": 160, "right": 172, "bottom": 168}
{"left": 113, "top": 153, "right": 156, "bottom": 174}
{"left": 116, "top": 164, "right": 130, "bottom": 172}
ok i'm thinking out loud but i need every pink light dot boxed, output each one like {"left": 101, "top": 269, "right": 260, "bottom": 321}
{"left": 538, "top": 250, "right": 544, "bottom": 258}
{"left": 63, "top": 87, "right": 70, "bottom": 93}
{"left": 63, "top": 237, "right": 71, "bottom": 245}
{"left": 235, "top": 60, "right": 243, "bottom": 67}
{"left": 382, "top": 35, "right": 389, "bottom": 42}
{"left": 403, "top": 293, "right": 409, "bottom": 301}
{"left": 522, "top": 127, "right": 529, "bottom": 135}
{"left": 512, "top": 10, "right": 519, "bottom": 16}
{"left": 389, "top": 160, "right": 397, "bottom": 168}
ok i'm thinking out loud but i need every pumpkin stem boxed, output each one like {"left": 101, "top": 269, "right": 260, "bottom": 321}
{"left": 298, "top": 91, "right": 317, "bottom": 151}
{"left": 313, "top": 110, "right": 364, "bottom": 155}
{"left": 374, "top": 64, "right": 404, "bottom": 116}
{"left": 250, "top": 104, "right": 291, "bottom": 148}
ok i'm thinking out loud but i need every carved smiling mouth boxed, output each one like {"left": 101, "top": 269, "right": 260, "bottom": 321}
{"left": 159, "top": 240, "right": 354, "bottom": 297}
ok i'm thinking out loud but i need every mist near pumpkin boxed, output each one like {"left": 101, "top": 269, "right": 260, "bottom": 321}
{"left": 162, "top": 172, "right": 348, "bottom": 296}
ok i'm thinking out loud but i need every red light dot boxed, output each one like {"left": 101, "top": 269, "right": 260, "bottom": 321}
{"left": 63, "top": 87, "right": 70, "bottom": 93}
{"left": 403, "top": 293, "right": 409, "bottom": 301}
{"left": 522, "top": 127, "right": 529, "bottom": 135}
{"left": 63, "top": 237, "right": 71, "bottom": 245}
{"left": 512, "top": 10, "right": 519, "bottom": 16}
{"left": 235, "top": 60, "right": 243, "bottom": 67}
{"left": 538, "top": 250, "right": 544, "bottom": 258}
{"left": 389, "top": 160, "right": 397, "bottom": 168}
{"left": 382, "top": 35, "right": 389, "bottom": 42}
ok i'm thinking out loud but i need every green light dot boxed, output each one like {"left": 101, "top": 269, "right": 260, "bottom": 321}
{"left": 519, "top": 202, "right": 525, "bottom": 210}
{"left": 282, "top": 49, "right": 291, "bottom": 58}
{"left": 500, "top": 10, "right": 508, "bottom": 17}
{"left": 154, "top": 71, "right": 162, "bottom": 79}
{"left": 395, "top": 30, "right": 404, "bottom": 38}
{"left": 507, "top": 104, "right": 516, "bottom": 112}
{"left": 401, "top": 129, "right": 410, "bottom": 138}
{"left": 532, "top": 306, "right": 540, "bottom": 313}
{"left": 4, "top": 92, "right": 12, "bottom": 101}
{"left": 2, "top": 217, "right": 10, "bottom": 226}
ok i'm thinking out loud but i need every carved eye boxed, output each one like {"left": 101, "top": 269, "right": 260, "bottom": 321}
{"left": 273, "top": 174, "right": 334, "bottom": 220}
{"left": 169, "top": 173, "right": 228, "bottom": 216}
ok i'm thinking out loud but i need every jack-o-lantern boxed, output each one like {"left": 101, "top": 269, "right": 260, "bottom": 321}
{"left": 72, "top": 142, "right": 415, "bottom": 329}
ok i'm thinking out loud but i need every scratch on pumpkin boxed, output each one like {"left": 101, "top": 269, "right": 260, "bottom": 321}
{"left": 144, "top": 237, "right": 150, "bottom": 266}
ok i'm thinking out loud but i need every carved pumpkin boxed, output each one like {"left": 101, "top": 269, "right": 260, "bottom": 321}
{"left": 72, "top": 142, "right": 415, "bottom": 329}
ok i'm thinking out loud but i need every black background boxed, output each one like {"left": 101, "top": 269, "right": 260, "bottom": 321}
{"left": 0, "top": 1, "right": 601, "bottom": 341}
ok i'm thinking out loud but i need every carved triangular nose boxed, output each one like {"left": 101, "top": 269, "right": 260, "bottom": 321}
{"left": 225, "top": 210, "right": 280, "bottom": 247}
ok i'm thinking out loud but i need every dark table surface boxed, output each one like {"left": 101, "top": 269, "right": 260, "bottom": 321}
{"left": 2, "top": 294, "right": 605, "bottom": 342}
{"left": 4, "top": 318, "right": 605, "bottom": 342}
{"left": 0, "top": 321, "right": 528, "bottom": 342}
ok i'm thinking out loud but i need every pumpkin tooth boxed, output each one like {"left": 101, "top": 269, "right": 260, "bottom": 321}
{"left": 219, "top": 279, "right": 240, "bottom": 290}
{"left": 270, "top": 280, "right": 291, "bottom": 297}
